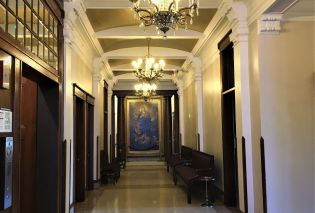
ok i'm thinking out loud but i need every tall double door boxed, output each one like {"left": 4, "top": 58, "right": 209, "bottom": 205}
{"left": 20, "top": 64, "right": 59, "bottom": 213}
{"left": 73, "top": 85, "right": 95, "bottom": 203}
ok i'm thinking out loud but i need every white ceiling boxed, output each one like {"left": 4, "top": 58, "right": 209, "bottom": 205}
{"left": 81, "top": 0, "right": 314, "bottom": 90}
{"left": 284, "top": 0, "right": 315, "bottom": 18}
{"left": 84, "top": 0, "right": 221, "bottom": 9}
{"left": 83, "top": 0, "right": 220, "bottom": 90}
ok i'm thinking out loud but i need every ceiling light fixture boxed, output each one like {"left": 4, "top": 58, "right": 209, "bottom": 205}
{"left": 134, "top": 82, "right": 157, "bottom": 101}
{"left": 129, "top": 0, "right": 199, "bottom": 37}
{"left": 132, "top": 38, "right": 165, "bottom": 83}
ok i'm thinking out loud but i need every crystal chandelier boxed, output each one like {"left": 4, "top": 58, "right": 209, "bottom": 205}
{"left": 129, "top": 0, "right": 199, "bottom": 36}
{"left": 135, "top": 82, "right": 157, "bottom": 101}
{"left": 132, "top": 38, "right": 165, "bottom": 83}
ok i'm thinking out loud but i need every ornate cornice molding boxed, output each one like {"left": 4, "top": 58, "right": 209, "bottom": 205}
{"left": 258, "top": 13, "right": 283, "bottom": 35}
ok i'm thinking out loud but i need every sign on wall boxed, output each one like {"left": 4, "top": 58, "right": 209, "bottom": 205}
{"left": 0, "top": 109, "right": 12, "bottom": 133}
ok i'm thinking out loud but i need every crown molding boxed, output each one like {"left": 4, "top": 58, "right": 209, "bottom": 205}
{"left": 283, "top": 15, "right": 315, "bottom": 21}
{"left": 65, "top": 0, "right": 104, "bottom": 55}
{"left": 247, "top": 0, "right": 276, "bottom": 25}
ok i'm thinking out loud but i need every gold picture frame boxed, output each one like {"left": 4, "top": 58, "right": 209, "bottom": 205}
{"left": 125, "top": 97, "right": 163, "bottom": 156}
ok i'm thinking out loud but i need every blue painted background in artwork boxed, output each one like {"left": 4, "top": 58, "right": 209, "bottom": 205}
{"left": 129, "top": 101, "right": 159, "bottom": 151}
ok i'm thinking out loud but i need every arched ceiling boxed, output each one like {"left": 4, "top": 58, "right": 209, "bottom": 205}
{"left": 99, "top": 39, "right": 199, "bottom": 52}
{"left": 84, "top": 0, "right": 220, "bottom": 89}
{"left": 86, "top": 9, "right": 217, "bottom": 33}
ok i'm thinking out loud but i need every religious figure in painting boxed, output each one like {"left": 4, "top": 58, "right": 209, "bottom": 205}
{"left": 129, "top": 101, "right": 159, "bottom": 151}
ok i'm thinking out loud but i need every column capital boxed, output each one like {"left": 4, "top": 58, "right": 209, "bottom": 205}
{"left": 190, "top": 57, "right": 202, "bottom": 80}
{"left": 63, "top": 21, "right": 75, "bottom": 45}
{"left": 192, "top": 57, "right": 202, "bottom": 68}
{"left": 176, "top": 80, "right": 184, "bottom": 96}
{"left": 63, "top": 1, "right": 78, "bottom": 46}
{"left": 177, "top": 87, "right": 184, "bottom": 96}
{"left": 108, "top": 90, "right": 113, "bottom": 97}
{"left": 92, "top": 73, "right": 102, "bottom": 83}
{"left": 222, "top": 1, "right": 249, "bottom": 45}
{"left": 258, "top": 13, "right": 283, "bottom": 35}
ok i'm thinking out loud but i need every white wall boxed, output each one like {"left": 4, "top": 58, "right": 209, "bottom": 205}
{"left": 63, "top": 20, "right": 103, "bottom": 213}
{"left": 259, "top": 21, "right": 314, "bottom": 213}
{"left": 183, "top": 80, "right": 197, "bottom": 149}
{"left": 202, "top": 56, "right": 224, "bottom": 190}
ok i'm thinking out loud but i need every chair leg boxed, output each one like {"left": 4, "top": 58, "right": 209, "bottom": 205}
{"left": 173, "top": 170, "right": 176, "bottom": 184}
{"left": 187, "top": 186, "right": 192, "bottom": 204}
{"left": 173, "top": 173, "right": 177, "bottom": 185}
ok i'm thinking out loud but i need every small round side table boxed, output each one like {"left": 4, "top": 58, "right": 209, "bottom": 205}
{"left": 199, "top": 176, "right": 215, "bottom": 207}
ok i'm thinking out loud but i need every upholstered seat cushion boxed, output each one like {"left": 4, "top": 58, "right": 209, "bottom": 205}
{"left": 175, "top": 165, "right": 199, "bottom": 184}
{"left": 168, "top": 158, "right": 184, "bottom": 167}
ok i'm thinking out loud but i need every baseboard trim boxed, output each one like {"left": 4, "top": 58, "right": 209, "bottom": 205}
{"left": 93, "top": 179, "right": 101, "bottom": 189}
{"left": 213, "top": 184, "right": 224, "bottom": 201}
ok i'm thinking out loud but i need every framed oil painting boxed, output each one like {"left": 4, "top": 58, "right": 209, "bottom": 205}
{"left": 126, "top": 97, "right": 162, "bottom": 155}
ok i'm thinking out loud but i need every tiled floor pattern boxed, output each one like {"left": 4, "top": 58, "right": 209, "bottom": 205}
{"left": 75, "top": 164, "right": 234, "bottom": 213}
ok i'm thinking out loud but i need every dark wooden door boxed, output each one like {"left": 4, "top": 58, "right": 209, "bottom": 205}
{"left": 74, "top": 97, "right": 85, "bottom": 202}
{"left": 20, "top": 76, "right": 37, "bottom": 213}
{"left": 222, "top": 91, "right": 238, "bottom": 206}
{"left": 86, "top": 104, "right": 94, "bottom": 190}
{"left": 103, "top": 84, "right": 108, "bottom": 162}
{"left": 220, "top": 40, "right": 239, "bottom": 207}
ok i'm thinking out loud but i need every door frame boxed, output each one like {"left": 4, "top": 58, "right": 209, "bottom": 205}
{"left": 73, "top": 85, "right": 86, "bottom": 202}
{"left": 86, "top": 95, "right": 95, "bottom": 190}
{"left": 219, "top": 32, "right": 239, "bottom": 207}
{"left": 73, "top": 84, "right": 95, "bottom": 203}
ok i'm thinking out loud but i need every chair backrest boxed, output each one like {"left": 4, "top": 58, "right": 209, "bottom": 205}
{"left": 191, "top": 150, "right": 214, "bottom": 170}
{"left": 181, "top": 146, "right": 192, "bottom": 160}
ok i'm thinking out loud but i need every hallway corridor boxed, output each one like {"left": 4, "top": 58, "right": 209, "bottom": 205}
{"left": 75, "top": 164, "right": 233, "bottom": 213}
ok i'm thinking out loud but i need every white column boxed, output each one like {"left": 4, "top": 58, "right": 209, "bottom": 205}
{"left": 107, "top": 83, "right": 113, "bottom": 162}
{"left": 92, "top": 60, "right": 102, "bottom": 183}
{"left": 193, "top": 58, "right": 204, "bottom": 151}
{"left": 63, "top": 23, "right": 74, "bottom": 213}
{"left": 229, "top": 6, "right": 256, "bottom": 212}
{"left": 177, "top": 81, "right": 185, "bottom": 147}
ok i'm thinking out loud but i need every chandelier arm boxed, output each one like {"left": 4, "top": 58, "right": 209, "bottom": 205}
{"left": 136, "top": 8, "right": 153, "bottom": 18}
{"left": 178, "top": 6, "right": 193, "bottom": 14}
{"left": 151, "top": 3, "right": 159, "bottom": 13}
{"left": 140, "top": 17, "right": 154, "bottom": 26}
{"left": 168, "top": 2, "right": 174, "bottom": 12}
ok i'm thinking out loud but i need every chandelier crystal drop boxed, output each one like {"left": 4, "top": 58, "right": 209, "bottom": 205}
{"left": 132, "top": 38, "right": 165, "bottom": 83}
{"left": 134, "top": 82, "right": 157, "bottom": 101}
{"left": 129, "top": 0, "right": 199, "bottom": 36}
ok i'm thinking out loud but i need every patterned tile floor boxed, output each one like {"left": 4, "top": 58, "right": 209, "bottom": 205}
{"left": 75, "top": 164, "right": 235, "bottom": 213}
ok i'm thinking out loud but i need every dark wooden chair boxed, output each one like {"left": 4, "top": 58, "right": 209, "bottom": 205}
{"left": 100, "top": 153, "right": 121, "bottom": 185}
{"left": 118, "top": 145, "right": 127, "bottom": 169}
{"left": 174, "top": 150, "right": 214, "bottom": 204}
{"left": 167, "top": 146, "right": 193, "bottom": 182}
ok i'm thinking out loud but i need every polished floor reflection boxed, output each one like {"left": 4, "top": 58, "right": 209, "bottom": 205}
{"left": 75, "top": 164, "right": 233, "bottom": 213}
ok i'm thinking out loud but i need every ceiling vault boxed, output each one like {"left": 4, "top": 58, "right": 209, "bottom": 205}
{"left": 82, "top": 0, "right": 219, "bottom": 88}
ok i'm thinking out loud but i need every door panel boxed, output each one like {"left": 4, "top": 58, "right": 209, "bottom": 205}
{"left": 86, "top": 104, "right": 94, "bottom": 190}
{"left": 20, "top": 77, "right": 37, "bottom": 213}
{"left": 222, "top": 91, "right": 238, "bottom": 206}
{"left": 74, "top": 98, "right": 85, "bottom": 202}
